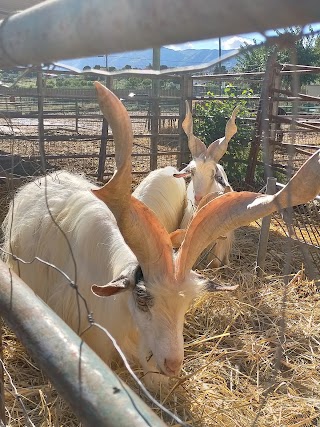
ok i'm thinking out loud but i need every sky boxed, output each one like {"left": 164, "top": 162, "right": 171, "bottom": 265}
{"left": 166, "top": 24, "right": 320, "bottom": 51}
{"left": 166, "top": 33, "right": 262, "bottom": 51}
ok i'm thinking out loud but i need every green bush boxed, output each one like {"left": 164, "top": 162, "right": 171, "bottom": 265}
{"left": 193, "top": 84, "right": 258, "bottom": 187}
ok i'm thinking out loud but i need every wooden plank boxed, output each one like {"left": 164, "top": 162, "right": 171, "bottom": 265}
{"left": 97, "top": 118, "right": 108, "bottom": 181}
{"left": 150, "top": 48, "right": 160, "bottom": 171}
{"left": 36, "top": 68, "right": 46, "bottom": 172}
{"left": 273, "top": 88, "right": 320, "bottom": 103}
{"left": 245, "top": 57, "right": 278, "bottom": 185}
{"left": 178, "top": 75, "right": 192, "bottom": 168}
{"left": 256, "top": 177, "right": 277, "bottom": 276}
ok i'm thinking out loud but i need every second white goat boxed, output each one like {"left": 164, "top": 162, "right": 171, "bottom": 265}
{"left": 174, "top": 101, "right": 240, "bottom": 267}
{"left": 133, "top": 166, "right": 186, "bottom": 233}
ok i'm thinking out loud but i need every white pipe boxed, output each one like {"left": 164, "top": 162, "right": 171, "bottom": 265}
{"left": 0, "top": 0, "right": 319, "bottom": 67}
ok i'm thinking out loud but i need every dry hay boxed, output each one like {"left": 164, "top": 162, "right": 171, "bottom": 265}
{"left": 1, "top": 221, "right": 320, "bottom": 427}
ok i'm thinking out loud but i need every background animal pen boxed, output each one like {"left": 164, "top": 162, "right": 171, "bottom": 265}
{"left": 0, "top": 63, "right": 319, "bottom": 282}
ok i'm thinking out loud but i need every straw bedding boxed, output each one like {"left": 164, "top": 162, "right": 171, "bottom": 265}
{"left": 1, "top": 216, "right": 320, "bottom": 426}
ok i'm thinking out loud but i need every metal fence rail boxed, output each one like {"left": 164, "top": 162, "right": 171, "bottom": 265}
{"left": 0, "top": 260, "right": 167, "bottom": 427}
{"left": 0, "top": 0, "right": 320, "bottom": 68}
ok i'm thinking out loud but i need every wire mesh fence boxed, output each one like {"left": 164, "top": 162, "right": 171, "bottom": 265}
{"left": 0, "top": 10, "right": 319, "bottom": 427}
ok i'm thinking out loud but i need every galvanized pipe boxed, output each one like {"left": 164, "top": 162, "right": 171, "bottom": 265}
{"left": 0, "top": 260, "right": 167, "bottom": 427}
{"left": 0, "top": 0, "right": 319, "bottom": 68}
{"left": 0, "top": 319, "right": 5, "bottom": 426}
{"left": 256, "top": 177, "right": 277, "bottom": 277}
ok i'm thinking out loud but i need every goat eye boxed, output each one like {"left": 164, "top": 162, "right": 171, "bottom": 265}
{"left": 136, "top": 297, "right": 149, "bottom": 312}
{"left": 190, "top": 169, "right": 195, "bottom": 177}
{"left": 134, "top": 286, "right": 153, "bottom": 312}
{"left": 215, "top": 173, "right": 225, "bottom": 186}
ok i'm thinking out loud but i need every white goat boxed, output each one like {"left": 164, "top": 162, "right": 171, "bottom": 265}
{"left": 174, "top": 101, "right": 240, "bottom": 267}
{"left": 133, "top": 166, "right": 186, "bottom": 233}
{"left": 3, "top": 83, "right": 320, "bottom": 393}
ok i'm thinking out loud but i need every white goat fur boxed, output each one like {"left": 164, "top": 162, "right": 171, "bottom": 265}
{"left": 180, "top": 162, "right": 234, "bottom": 267}
{"left": 2, "top": 171, "right": 198, "bottom": 389}
{"left": 133, "top": 166, "right": 186, "bottom": 233}
{"left": 176, "top": 103, "right": 240, "bottom": 268}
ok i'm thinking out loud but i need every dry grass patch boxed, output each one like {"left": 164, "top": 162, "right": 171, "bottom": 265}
{"left": 2, "top": 224, "right": 320, "bottom": 426}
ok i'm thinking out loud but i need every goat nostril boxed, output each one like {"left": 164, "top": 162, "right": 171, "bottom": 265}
{"left": 194, "top": 195, "right": 203, "bottom": 204}
{"left": 164, "top": 358, "right": 182, "bottom": 375}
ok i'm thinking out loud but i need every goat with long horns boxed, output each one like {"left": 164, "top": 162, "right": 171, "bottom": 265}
{"left": 3, "top": 82, "right": 320, "bottom": 392}
{"left": 174, "top": 101, "right": 240, "bottom": 267}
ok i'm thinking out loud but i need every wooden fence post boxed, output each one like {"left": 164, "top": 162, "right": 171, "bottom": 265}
{"left": 150, "top": 48, "right": 161, "bottom": 171}
{"left": 266, "top": 64, "right": 282, "bottom": 175}
{"left": 36, "top": 67, "right": 46, "bottom": 172}
{"left": 245, "top": 56, "right": 280, "bottom": 186}
{"left": 97, "top": 76, "right": 112, "bottom": 181}
{"left": 256, "top": 177, "right": 277, "bottom": 276}
{"left": 178, "top": 75, "right": 193, "bottom": 169}
{"left": 75, "top": 99, "right": 79, "bottom": 133}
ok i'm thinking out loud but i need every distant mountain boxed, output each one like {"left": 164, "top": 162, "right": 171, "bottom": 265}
{"left": 59, "top": 47, "right": 237, "bottom": 71}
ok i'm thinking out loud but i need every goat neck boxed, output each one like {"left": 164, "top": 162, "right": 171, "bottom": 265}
{"left": 92, "top": 82, "right": 175, "bottom": 284}
{"left": 175, "top": 149, "right": 320, "bottom": 280}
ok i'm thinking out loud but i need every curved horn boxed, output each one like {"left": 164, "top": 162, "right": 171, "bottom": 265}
{"left": 119, "top": 196, "right": 175, "bottom": 282}
{"left": 207, "top": 105, "right": 240, "bottom": 162}
{"left": 91, "top": 83, "right": 174, "bottom": 283}
{"left": 195, "top": 191, "right": 224, "bottom": 211}
{"left": 170, "top": 229, "right": 186, "bottom": 249}
{"left": 182, "top": 100, "right": 206, "bottom": 158}
{"left": 92, "top": 81, "right": 133, "bottom": 217}
{"left": 176, "top": 149, "right": 320, "bottom": 280}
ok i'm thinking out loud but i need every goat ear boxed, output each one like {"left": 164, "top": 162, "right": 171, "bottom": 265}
{"left": 91, "top": 264, "right": 141, "bottom": 297}
{"left": 173, "top": 164, "right": 191, "bottom": 179}
{"left": 204, "top": 281, "right": 239, "bottom": 292}
{"left": 91, "top": 276, "right": 131, "bottom": 297}
{"left": 173, "top": 172, "right": 190, "bottom": 179}
{"left": 170, "top": 229, "right": 186, "bottom": 249}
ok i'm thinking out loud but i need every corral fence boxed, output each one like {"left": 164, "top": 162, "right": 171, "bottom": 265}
{"left": 0, "top": 69, "right": 261, "bottom": 194}
{"left": 242, "top": 58, "right": 320, "bottom": 283}
{"left": 0, "top": 0, "right": 320, "bottom": 426}
{"left": 1, "top": 63, "right": 319, "bottom": 186}
{"left": 0, "top": 70, "right": 261, "bottom": 183}
{"left": 0, "top": 61, "right": 319, "bottom": 307}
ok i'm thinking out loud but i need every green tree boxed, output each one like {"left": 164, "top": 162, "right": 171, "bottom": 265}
{"left": 235, "top": 26, "right": 320, "bottom": 87}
